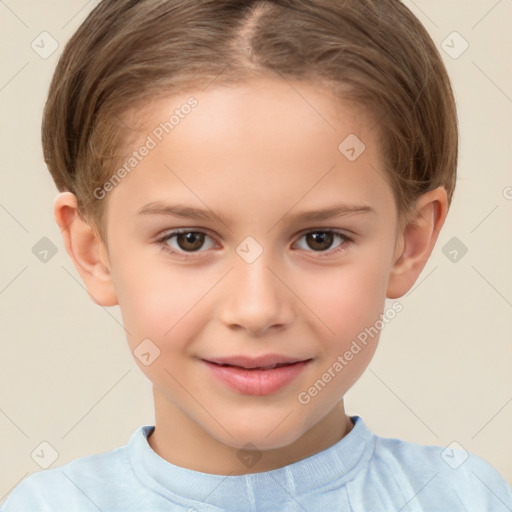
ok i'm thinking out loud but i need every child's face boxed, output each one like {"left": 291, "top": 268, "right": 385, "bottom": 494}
{"left": 103, "top": 78, "right": 403, "bottom": 452}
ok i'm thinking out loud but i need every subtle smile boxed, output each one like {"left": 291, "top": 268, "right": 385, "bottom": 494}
{"left": 201, "top": 356, "right": 313, "bottom": 396}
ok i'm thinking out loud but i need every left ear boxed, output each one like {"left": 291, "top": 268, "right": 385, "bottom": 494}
{"left": 387, "top": 186, "right": 449, "bottom": 299}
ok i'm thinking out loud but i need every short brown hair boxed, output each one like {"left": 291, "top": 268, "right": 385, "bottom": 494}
{"left": 42, "top": 0, "right": 458, "bottom": 239}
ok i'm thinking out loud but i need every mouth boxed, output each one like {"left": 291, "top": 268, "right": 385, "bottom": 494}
{"left": 203, "top": 354, "right": 312, "bottom": 370}
{"left": 201, "top": 355, "right": 313, "bottom": 396}
{"left": 207, "top": 361, "right": 305, "bottom": 370}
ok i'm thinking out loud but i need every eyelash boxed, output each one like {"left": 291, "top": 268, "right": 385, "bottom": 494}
{"left": 157, "top": 228, "right": 353, "bottom": 259}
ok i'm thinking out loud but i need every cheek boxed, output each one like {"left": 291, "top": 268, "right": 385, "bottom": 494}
{"left": 111, "top": 253, "right": 206, "bottom": 347}
{"left": 296, "top": 255, "right": 389, "bottom": 340}
{"left": 112, "top": 257, "right": 209, "bottom": 391}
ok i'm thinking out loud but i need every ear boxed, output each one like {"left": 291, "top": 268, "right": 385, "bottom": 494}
{"left": 386, "top": 186, "right": 449, "bottom": 299}
{"left": 54, "top": 192, "right": 118, "bottom": 306}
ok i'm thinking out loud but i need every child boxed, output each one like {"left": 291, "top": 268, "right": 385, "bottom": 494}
{"left": 3, "top": 0, "right": 511, "bottom": 510}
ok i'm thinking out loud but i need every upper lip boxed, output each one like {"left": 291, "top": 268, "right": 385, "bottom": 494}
{"left": 202, "top": 354, "right": 312, "bottom": 370}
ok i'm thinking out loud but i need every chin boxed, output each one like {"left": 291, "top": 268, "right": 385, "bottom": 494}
{"left": 210, "top": 415, "right": 306, "bottom": 451}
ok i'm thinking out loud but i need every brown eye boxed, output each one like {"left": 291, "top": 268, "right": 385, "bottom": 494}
{"left": 161, "top": 230, "right": 215, "bottom": 254}
{"left": 305, "top": 231, "right": 334, "bottom": 251}
{"left": 294, "top": 230, "right": 350, "bottom": 254}
{"left": 176, "top": 232, "right": 205, "bottom": 251}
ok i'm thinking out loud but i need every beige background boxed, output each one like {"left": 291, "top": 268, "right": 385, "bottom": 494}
{"left": 1, "top": 0, "right": 511, "bottom": 502}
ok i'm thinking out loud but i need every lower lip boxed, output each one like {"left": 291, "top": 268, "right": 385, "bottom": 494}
{"left": 202, "top": 360, "right": 311, "bottom": 396}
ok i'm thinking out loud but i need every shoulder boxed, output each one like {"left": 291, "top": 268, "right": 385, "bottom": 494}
{"left": 370, "top": 432, "right": 512, "bottom": 511}
{"left": 1, "top": 438, "right": 139, "bottom": 512}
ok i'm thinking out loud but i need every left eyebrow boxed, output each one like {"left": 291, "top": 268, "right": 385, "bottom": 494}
{"left": 284, "top": 204, "right": 376, "bottom": 223}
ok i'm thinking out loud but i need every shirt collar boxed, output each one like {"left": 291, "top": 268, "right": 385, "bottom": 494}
{"left": 128, "top": 415, "right": 374, "bottom": 509}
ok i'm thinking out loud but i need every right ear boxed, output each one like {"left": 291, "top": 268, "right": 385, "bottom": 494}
{"left": 54, "top": 192, "right": 118, "bottom": 306}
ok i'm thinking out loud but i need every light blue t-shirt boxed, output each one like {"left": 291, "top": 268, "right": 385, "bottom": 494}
{"left": 2, "top": 416, "right": 511, "bottom": 511}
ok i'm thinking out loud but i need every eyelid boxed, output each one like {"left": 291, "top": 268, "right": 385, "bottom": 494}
{"left": 158, "top": 227, "right": 217, "bottom": 243}
{"left": 295, "top": 227, "right": 354, "bottom": 239}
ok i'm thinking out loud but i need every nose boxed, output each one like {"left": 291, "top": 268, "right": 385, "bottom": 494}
{"left": 218, "top": 253, "right": 295, "bottom": 336}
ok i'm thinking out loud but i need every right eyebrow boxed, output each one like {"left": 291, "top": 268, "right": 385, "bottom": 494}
{"left": 137, "top": 201, "right": 229, "bottom": 224}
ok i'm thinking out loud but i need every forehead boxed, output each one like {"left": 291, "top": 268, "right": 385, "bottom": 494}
{"left": 106, "top": 78, "right": 395, "bottom": 223}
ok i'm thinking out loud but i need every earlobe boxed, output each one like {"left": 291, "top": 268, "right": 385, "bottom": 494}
{"left": 386, "top": 187, "right": 448, "bottom": 299}
{"left": 54, "top": 192, "right": 118, "bottom": 306}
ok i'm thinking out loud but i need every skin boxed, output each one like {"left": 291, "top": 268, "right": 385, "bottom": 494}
{"left": 55, "top": 78, "right": 448, "bottom": 475}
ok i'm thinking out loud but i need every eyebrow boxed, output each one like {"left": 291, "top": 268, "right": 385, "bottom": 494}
{"left": 137, "top": 201, "right": 375, "bottom": 224}
{"left": 137, "top": 202, "right": 229, "bottom": 224}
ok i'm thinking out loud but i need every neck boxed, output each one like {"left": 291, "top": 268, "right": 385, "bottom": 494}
{"left": 148, "top": 390, "right": 353, "bottom": 475}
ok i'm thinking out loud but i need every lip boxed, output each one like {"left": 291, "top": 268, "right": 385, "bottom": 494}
{"left": 201, "top": 354, "right": 312, "bottom": 396}
{"left": 204, "top": 354, "right": 309, "bottom": 369}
